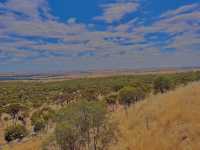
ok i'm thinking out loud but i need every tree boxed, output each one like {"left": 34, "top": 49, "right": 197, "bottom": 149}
{"left": 153, "top": 76, "right": 175, "bottom": 94}
{"left": 119, "top": 86, "right": 145, "bottom": 107}
{"left": 132, "top": 81, "right": 152, "bottom": 97}
{"left": 104, "top": 93, "right": 118, "bottom": 111}
{"left": 55, "top": 88, "right": 80, "bottom": 105}
{"left": 33, "top": 119, "right": 46, "bottom": 133}
{"left": 4, "top": 124, "right": 28, "bottom": 142}
{"left": 5, "top": 103, "right": 28, "bottom": 125}
{"left": 111, "top": 82, "right": 124, "bottom": 92}
{"left": 31, "top": 107, "right": 55, "bottom": 133}
{"left": 45, "top": 100, "right": 117, "bottom": 150}
{"left": 55, "top": 123, "right": 81, "bottom": 150}
{"left": 81, "top": 87, "right": 99, "bottom": 101}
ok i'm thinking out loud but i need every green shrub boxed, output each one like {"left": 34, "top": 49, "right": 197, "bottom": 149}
{"left": 4, "top": 124, "right": 28, "bottom": 142}
{"left": 31, "top": 107, "right": 55, "bottom": 133}
{"left": 119, "top": 86, "right": 145, "bottom": 107}
{"left": 104, "top": 93, "right": 118, "bottom": 111}
{"left": 153, "top": 76, "right": 175, "bottom": 94}
{"left": 4, "top": 103, "right": 28, "bottom": 125}
{"left": 33, "top": 119, "right": 46, "bottom": 133}
{"left": 105, "top": 93, "right": 118, "bottom": 105}
{"left": 49, "top": 100, "right": 117, "bottom": 150}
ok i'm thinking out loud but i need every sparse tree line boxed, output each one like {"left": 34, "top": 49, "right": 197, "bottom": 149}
{"left": 0, "top": 71, "right": 200, "bottom": 149}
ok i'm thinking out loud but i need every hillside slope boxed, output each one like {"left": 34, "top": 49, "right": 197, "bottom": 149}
{"left": 111, "top": 82, "right": 200, "bottom": 150}
{"left": 2, "top": 82, "right": 200, "bottom": 150}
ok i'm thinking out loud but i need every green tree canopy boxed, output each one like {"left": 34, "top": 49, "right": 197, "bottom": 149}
{"left": 4, "top": 124, "right": 28, "bottom": 142}
{"left": 5, "top": 103, "right": 28, "bottom": 124}
{"left": 31, "top": 107, "right": 55, "bottom": 133}
{"left": 153, "top": 76, "right": 175, "bottom": 94}
{"left": 47, "top": 100, "right": 117, "bottom": 150}
{"left": 119, "top": 86, "right": 146, "bottom": 107}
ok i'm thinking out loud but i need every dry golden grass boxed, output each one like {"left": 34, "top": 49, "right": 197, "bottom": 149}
{"left": 2, "top": 137, "right": 42, "bottom": 150}
{"left": 0, "top": 124, "right": 6, "bottom": 145}
{"left": 110, "top": 82, "right": 200, "bottom": 150}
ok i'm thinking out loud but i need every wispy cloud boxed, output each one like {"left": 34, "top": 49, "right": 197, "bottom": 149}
{"left": 1, "top": 0, "right": 53, "bottom": 20}
{"left": 94, "top": 1, "right": 139, "bottom": 23}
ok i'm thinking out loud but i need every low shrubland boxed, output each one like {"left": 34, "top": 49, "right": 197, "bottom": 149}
{"left": 0, "top": 71, "right": 200, "bottom": 149}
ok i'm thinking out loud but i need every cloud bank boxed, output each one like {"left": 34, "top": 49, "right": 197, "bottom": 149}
{"left": 0, "top": 0, "right": 200, "bottom": 73}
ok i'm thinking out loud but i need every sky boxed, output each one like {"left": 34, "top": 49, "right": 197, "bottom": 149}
{"left": 0, "top": 0, "right": 200, "bottom": 73}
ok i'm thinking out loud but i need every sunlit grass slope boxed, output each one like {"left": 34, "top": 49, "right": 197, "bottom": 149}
{"left": 111, "top": 82, "right": 200, "bottom": 150}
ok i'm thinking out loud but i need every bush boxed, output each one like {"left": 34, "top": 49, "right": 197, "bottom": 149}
{"left": 31, "top": 107, "right": 55, "bottom": 133}
{"left": 153, "top": 76, "right": 175, "bottom": 94}
{"left": 81, "top": 87, "right": 99, "bottom": 101}
{"left": 33, "top": 119, "right": 46, "bottom": 133}
{"left": 119, "top": 86, "right": 145, "bottom": 107}
{"left": 45, "top": 100, "right": 117, "bottom": 150}
{"left": 105, "top": 93, "right": 118, "bottom": 104}
{"left": 55, "top": 123, "right": 80, "bottom": 150}
{"left": 5, "top": 103, "right": 28, "bottom": 124}
{"left": 4, "top": 124, "right": 28, "bottom": 142}
{"left": 104, "top": 93, "right": 118, "bottom": 111}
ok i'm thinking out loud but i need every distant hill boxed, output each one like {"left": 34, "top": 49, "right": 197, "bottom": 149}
{"left": 0, "top": 66, "right": 200, "bottom": 81}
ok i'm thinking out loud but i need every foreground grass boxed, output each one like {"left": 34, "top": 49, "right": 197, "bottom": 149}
{"left": 111, "top": 82, "right": 200, "bottom": 150}
{"left": 2, "top": 137, "right": 42, "bottom": 150}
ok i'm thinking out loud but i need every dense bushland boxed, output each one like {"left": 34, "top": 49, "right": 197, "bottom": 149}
{"left": 0, "top": 71, "right": 199, "bottom": 108}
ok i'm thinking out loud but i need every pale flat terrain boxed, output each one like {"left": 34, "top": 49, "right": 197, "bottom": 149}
{"left": 1, "top": 67, "right": 199, "bottom": 82}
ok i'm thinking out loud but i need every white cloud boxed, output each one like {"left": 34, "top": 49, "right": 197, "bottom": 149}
{"left": 94, "top": 2, "right": 139, "bottom": 23}
{"left": 3, "top": 0, "right": 53, "bottom": 20}
{"left": 67, "top": 17, "right": 77, "bottom": 24}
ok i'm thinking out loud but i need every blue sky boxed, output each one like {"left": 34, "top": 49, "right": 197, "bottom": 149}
{"left": 0, "top": 0, "right": 200, "bottom": 73}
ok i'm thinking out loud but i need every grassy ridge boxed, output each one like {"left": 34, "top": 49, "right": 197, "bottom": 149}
{"left": 111, "top": 82, "right": 200, "bottom": 150}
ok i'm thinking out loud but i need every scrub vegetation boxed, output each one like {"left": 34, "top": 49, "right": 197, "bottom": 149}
{"left": 0, "top": 71, "right": 200, "bottom": 150}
